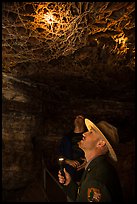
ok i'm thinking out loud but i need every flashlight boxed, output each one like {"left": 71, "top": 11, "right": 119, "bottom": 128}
{"left": 58, "top": 157, "right": 66, "bottom": 183}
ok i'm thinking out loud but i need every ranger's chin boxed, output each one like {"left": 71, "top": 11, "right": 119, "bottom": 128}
{"left": 78, "top": 141, "right": 82, "bottom": 148}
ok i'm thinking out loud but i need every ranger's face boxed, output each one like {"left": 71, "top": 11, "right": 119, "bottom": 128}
{"left": 78, "top": 129, "right": 100, "bottom": 151}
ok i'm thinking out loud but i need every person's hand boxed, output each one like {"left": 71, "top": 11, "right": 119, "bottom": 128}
{"left": 65, "top": 159, "right": 80, "bottom": 168}
{"left": 58, "top": 168, "right": 71, "bottom": 186}
{"left": 76, "top": 158, "right": 87, "bottom": 171}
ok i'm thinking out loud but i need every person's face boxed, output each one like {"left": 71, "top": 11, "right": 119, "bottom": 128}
{"left": 74, "top": 115, "right": 84, "bottom": 126}
{"left": 78, "top": 128, "right": 100, "bottom": 151}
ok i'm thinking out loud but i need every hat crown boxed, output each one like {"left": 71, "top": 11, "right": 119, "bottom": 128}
{"left": 96, "top": 121, "right": 119, "bottom": 147}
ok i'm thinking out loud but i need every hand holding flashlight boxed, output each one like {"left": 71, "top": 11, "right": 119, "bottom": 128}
{"left": 58, "top": 158, "right": 72, "bottom": 186}
{"left": 58, "top": 157, "right": 66, "bottom": 183}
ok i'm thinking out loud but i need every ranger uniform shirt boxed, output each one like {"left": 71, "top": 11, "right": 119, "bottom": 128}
{"left": 63, "top": 155, "right": 123, "bottom": 202}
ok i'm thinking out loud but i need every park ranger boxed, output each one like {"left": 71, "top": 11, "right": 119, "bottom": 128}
{"left": 58, "top": 118, "right": 123, "bottom": 202}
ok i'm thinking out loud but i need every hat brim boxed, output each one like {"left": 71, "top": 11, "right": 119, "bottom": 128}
{"left": 85, "top": 119, "right": 117, "bottom": 162}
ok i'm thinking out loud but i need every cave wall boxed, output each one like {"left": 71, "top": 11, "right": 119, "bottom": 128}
{"left": 2, "top": 76, "right": 44, "bottom": 190}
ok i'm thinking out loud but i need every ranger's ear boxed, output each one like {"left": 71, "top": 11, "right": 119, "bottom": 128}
{"left": 96, "top": 139, "right": 106, "bottom": 147}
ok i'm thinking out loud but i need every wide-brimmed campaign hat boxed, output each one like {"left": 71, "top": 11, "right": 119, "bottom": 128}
{"left": 85, "top": 119, "right": 119, "bottom": 162}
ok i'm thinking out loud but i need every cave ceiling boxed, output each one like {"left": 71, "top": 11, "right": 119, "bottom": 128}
{"left": 2, "top": 2, "right": 135, "bottom": 102}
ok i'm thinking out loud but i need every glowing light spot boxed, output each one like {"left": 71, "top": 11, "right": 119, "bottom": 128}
{"left": 44, "top": 13, "right": 55, "bottom": 24}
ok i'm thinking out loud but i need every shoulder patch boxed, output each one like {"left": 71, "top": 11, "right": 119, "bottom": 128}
{"left": 88, "top": 187, "right": 101, "bottom": 202}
